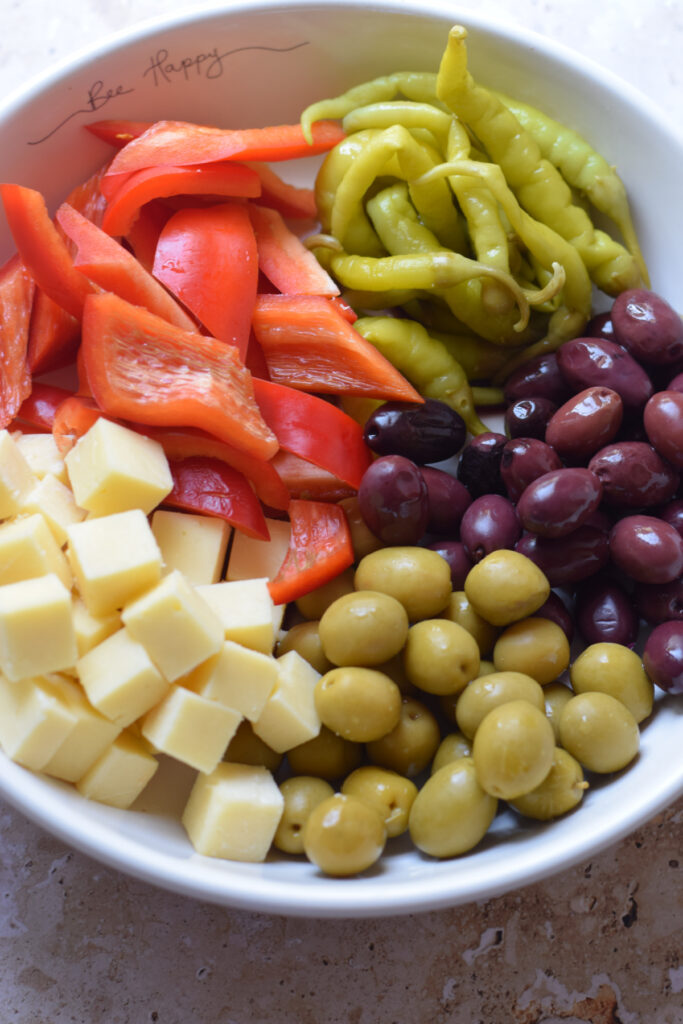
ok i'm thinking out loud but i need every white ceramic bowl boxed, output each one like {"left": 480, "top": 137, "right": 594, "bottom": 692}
{"left": 1, "top": 0, "right": 682, "bottom": 918}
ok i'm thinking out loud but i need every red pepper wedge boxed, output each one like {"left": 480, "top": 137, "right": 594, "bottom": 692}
{"left": 51, "top": 394, "right": 102, "bottom": 453}
{"left": 165, "top": 456, "right": 270, "bottom": 541}
{"left": 251, "top": 294, "right": 424, "bottom": 401}
{"left": 101, "top": 161, "right": 261, "bottom": 237}
{"left": 153, "top": 202, "right": 258, "bottom": 358}
{"left": 125, "top": 201, "right": 173, "bottom": 273}
{"left": 268, "top": 499, "right": 354, "bottom": 605}
{"left": 81, "top": 291, "right": 278, "bottom": 461}
{"left": 246, "top": 162, "right": 317, "bottom": 220}
{"left": 248, "top": 204, "right": 339, "bottom": 297}
{"left": 270, "top": 451, "right": 356, "bottom": 503}
{"left": 14, "top": 383, "right": 73, "bottom": 433}
{"left": 252, "top": 377, "right": 371, "bottom": 489}
{"left": 0, "top": 254, "right": 35, "bottom": 428}
{"left": 56, "top": 203, "right": 196, "bottom": 331}
{"left": 86, "top": 119, "right": 152, "bottom": 148}
{"left": 27, "top": 288, "right": 81, "bottom": 375}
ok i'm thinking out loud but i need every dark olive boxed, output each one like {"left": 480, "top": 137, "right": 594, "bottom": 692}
{"left": 585, "top": 311, "right": 616, "bottom": 341}
{"left": 643, "top": 390, "right": 683, "bottom": 468}
{"left": 556, "top": 336, "right": 653, "bottom": 410}
{"left": 503, "top": 353, "right": 570, "bottom": 406}
{"left": 660, "top": 499, "right": 683, "bottom": 538}
{"left": 534, "top": 591, "right": 574, "bottom": 642}
{"left": 505, "top": 397, "right": 558, "bottom": 440}
{"left": 588, "top": 441, "right": 679, "bottom": 507}
{"left": 517, "top": 468, "right": 603, "bottom": 538}
{"left": 516, "top": 526, "right": 609, "bottom": 586}
{"left": 457, "top": 432, "right": 507, "bottom": 498}
{"left": 633, "top": 577, "right": 683, "bottom": 624}
{"left": 643, "top": 621, "right": 683, "bottom": 694}
{"left": 611, "top": 288, "right": 683, "bottom": 366}
{"left": 357, "top": 455, "right": 429, "bottom": 545}
{"left": 609, "top": 514, "right": 683, "bottom": 584}
{"left": 459, "top": 494, "right": 521, "bottom": 563}
{"left": 421, "top": 467, "right": 472, "bottom": 535}
{"left": 575, "top": 575, "right": 639, "bottom": 647}
{"left": 363, "top": 399, "right": 467, "bottom": 464}
{"left": 427, "top": 540, "right": 473, "bottom": 589}
{"left": 500, "top": 437, "right": 563, "bottom": 502}
{"left": 545, "top": 387, "right": 623, "bottom": 461}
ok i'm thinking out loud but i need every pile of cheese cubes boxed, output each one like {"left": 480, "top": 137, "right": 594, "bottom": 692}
{"left": 0, "top": 418, "right": 324, "bottom": 863}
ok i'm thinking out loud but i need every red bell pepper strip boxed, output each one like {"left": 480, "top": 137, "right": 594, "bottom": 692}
{"left": 100, "top": 161, "right": 261, "bottom": 237}
{"left": 64, "top": 165, "right": 109, "bottom": 227}
{"left": 0, "top": 254, "right": 35, "bottom": 428}
{"left": 268, "top": 499, "right": 354, "bottom": 605}
{"left": 270, "top": 451, "right": 356, "bottom": 503}
{"left": 101, "top": 120, "right": 346, "bottom": 196}
{"left": 164, "top": 456, "right": 270, "bottom": 541}
{"left": 246, "top": 162, "right": 317, "bottom": 220}
{"left": 329, "top": 296, "right": 358, "bottom": 324}
{"left": 251, "top": 294, "right": 424, "bottom": 401}
{"left": 27, "top": 288, "right": 81, "bottom": 375}
{"left": 0, "top": 184, "right": 94, "bottom": 320}
{"left": 81, "top": 291, "right": 278, "bottom": 461}
{"left": 56, "top": 203, "right": 196, "bottom": 331}
{"left": 86, "top": 119, "right": 152, "bottom": 148}
{"left": 125, "top": 201, "right": 173, "bottom": 273}
{"left": 153, "top": 202, "right": 258, "bottom": 358}
{"left": 51, "top": 394, "right": 103, "bottom": 453}
{"left": 248, "top": 204, "right": 339, "bottom": 297}
{"left": 252, "top": 377, "right": 371, "bottom": 489}
{"left": 14, "top": 383, "right": 73, "bottom": 433}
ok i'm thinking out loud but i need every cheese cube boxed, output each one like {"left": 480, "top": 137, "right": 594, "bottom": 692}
{"left": 77, "top": 627, "right": 169, "bottom": 727}
{"left": 196, "top": 579, "right": 277, "bottom": 654}
{"left": 65, "top": 417, "right": 173, "bottom": 516}
{"left": 182, "top": 762, "right": 284, "bottom": 861}
{"left": 67, "top": 510, "right": 163, "bottom": 615}
{"left": 40, "top": 674, "right": 121, "bottom": 782}
{"left": 76, "top": 730, "right": 159, "bottom": 809}
{"left": 13, "top": 432, "right": 68, "bottom": 484}
{"left": 226, "top": 518, "right": 291, "bottom": 581}
{"left": 0, "top": 574, "right": 77, "bottom": 682}
{"left": 72, "top": 598, "right": 121, "bottom": 658}
{"left": 0, "top": 512, "right": 72, "bottom": 589}
{"left": 19, "top": 474, "right": 87, "bottom": 546}
{"left": 184, "top": 640, "right": 278, "bottom": 721}
{"left": 141, "top": 687, "right": 241, "bottom": 774}
{"left": 0, "top": 674, "right": 76, "bottom": 771}
{"left": 151, "top": 510, "right": 230, "bottom": 585}
{"left": 0, "top": 430, "right": 37, "bottom": 518}
{"left": 252, "top": 650, "right": 321, "bottom": 753}
{"left": 122, "top": 570, "right": 224, "bottom": 682}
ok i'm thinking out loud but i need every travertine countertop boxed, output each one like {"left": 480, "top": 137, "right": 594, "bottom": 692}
{"left": 1, "top": 2, "right": 682, "bottom": 1022}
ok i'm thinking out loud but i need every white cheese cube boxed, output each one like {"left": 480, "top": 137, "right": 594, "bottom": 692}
{"left": 226, "top": 518, "right": 291, "bottom": 581}
{"left": 76, "top": 627, "right": 169, "bottom": 727}
{"left": 0, "top": 430, "right": 37, "bottom": 518}
{"left": 76, "top": 730, "right": 159, "bottom": 809}
{"left": 19, "top": 474, "right": 87, "bottom": 546}
{"left": 182, "top": 762, "right": 284, "bottom": 862}
{"left": 0, "top": 512, "right": 72, "bottom": 589}
{"left": 40, "top": 674, "right": 121, "bottom": 782}
{"left": 151, "top": 510, "right": 230, "bottom": 585}
{"left": 252, "top": 650, "right": 321, "bottom": 753}
{"left": 196, "top": 578, "right": 276, "bottom": 654}
{"left": 184, "top": 641, "right": 278, "bottom": 721}
{"left": 0, "top": 673, "right": 76, "bottom": 770}
{"left": 122, "top": 570, "right": 224, "bottom": 682}
{"left": 141, "top": 686, "right": 241, "bottom": 774}
{"left": 65, "top": 417, "right": 173, "bottom": 516}
{"left": 67, "top": 510, "right": 163, "bottom": 615}
{"left": 72, "top": 598, "right": 121, "bottom": 658}
{"left": 0, "top": 573, "right": 77, "bottom": 682}
{"left": 13, "top": 432, "right": 68, "bottom": 484}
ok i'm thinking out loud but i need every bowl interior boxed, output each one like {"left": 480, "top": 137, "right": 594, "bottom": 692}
{"left": 0, "top": 0, "right": 682, "bottom": 917}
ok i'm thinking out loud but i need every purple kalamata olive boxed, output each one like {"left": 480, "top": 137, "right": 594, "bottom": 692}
{"left": 534, "top": 591, "right": 575, "bottom": 642}
{"left": 505, "top": 397, "right": 558, "bottom": 439}
{"left": 363, "top": 398, "right": 467, "bottom": 465}
{"left": 556, "top": 336, "right": 653, "bottom": 410}
{"left": 643, "top": 390, "right": 683, "bottom": 468}
{"left": 643, "top": 621, "right": 683, "bottom": 694}
{"left": 611, "top": 288, "right": 683, "bottom": 366}
{"left": 588, "top": 441, "right": 679, "bottom": 507}
{"left": 515, "top": 525, "right": 609, "bottom": 586}
{"left": 427, "top": 540, "right": 473, "bottom": 589}
{"left": 575, "top": 575, "right": 639, "bottom": 647}
{"left": 459, "top": 494, "right": 521, "bottom": 563}
{"left": 634, "top": 577, "right": 683, "bottom": 624}
{"left": 500, "top": 437, "right": 563, "bottom": 502}
{"left": 660, "top": 499, "right": 683, "bottom": 538}
{"left": 609, "top": 514, "right": 683, "bottom": 584}
{"left": 585, "top": 311, "right": 616, "bottom": 342}
{"left": 545, "top": 387, "right": 623, "bottom": 462}
{"left": 358, "top": 455, "right": 428, "bottom": 545}
{"left": 457, "top": 432, "right": 507, "bottom": 498}
{"left": 503, "top": 353, "right": 570, "bottom": 406}
{"left": 517, "top": 467, "right": 603, "bottom": 538}
{"left": 421, "top": 467, "right": 472, "bottom": 535}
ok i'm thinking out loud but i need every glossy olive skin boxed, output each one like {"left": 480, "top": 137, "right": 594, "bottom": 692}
{"left": 611, "top": 288, "right": 683, "bottom": 366}
{"left": 295, "top": 567, "right": 356, "bottom": 620}
{"left": 509, "top": 748, "right": 586, "bottom": 821}
{"left": 503, "top": 353, "right": 570, "bottom": 406}
{"left": 556, "top": 336, "right": 654, "bottom": 410}
{"left": 472, "top": 700, "right": 555, "bottom": 800}
{"left": 643, "top": 621, "right": 683, "bottom": 694}
{"left": 302, "top": 793, "right": 387, "bottom": 877}
{"left": 431, "top": 732, "right": 473, "bottom": 774}
{"left": 421, "top": 466, "right": 472, "bottom": 535}
{"left": 457, "top": 432, "right": 507, "bottom": 498}
{"left": 427, "top": 541, "right": 473, "bottom": 589}
{"left": 273, "top": 776, "right": 335, "bottom": 854}
{"left": 355, "top": 546, "right": 452, "bottom": 622}
{"left": 319, "top": 590, "right": 409, "bottom": 666}
{"left": 505, "top": 397, "right": 558, "bottom": 440}
{"left": 287, "top": 727, "right": 363, "bottom": 780}
{"left": 366, "top": 696, "right": 441, "bottom": 777}
{"left": 545, "top": 387, "right": 623, "bottom": 461}
{"left": 570, "top": 643, "right": 654, "bottom": 723}
{"left": 643, "top": 390, "right": 683, "bottom": 468}
{"left": 575, "top": 575, "right": 638, "bottom": 647}
{"left": 558, "top": 692, "right": 639, "bottom": 774}
{"left": 588, "top": 441, "right": 679, "bottom": 507}
{"left": 363, "top": 398, "right": 467, "bottom": 464}
{"left": 500, "top": 437, "right": 563, "bottom": 501}
{"left": 464, "top": 549, "right": 550, "bottom": 626}
{"left": 442, "top": 591, "right": 500, "bottom": 657}
{"left": 277, "top": 621, "right": 334, "bottom": 675}
{"left": 516, "top": 526, "right": 609, "bottom": 586}
{"left": 586, "top": 311, "right": 616, "bottom": 341}
{"left": 403, "top": 618, "right": 481, "bottom": 696}
{"left": 492, "top": 617, "right": 571, "bottom": 685}
{"left": 534, "top": 591, "right": 574, "bottom": 642}
{"left": 358, "top": 454, "right": 429, "bottom": 545}
{"left": 634, "top": 577, "right": 683, "bottom": 624}
{"left": 315, "top": 667, "right": 402, "bottom": 743}
{"left": 543, "top": 681, "right": 574, "bottom": 741}
{"left": 661, "top": 499, "right": 683, "bottom": 538}
{"left": 460, "top": 494, "right": 521, "bottom": 562}
{"left": 609, "top": 515, "right": 683, "bottom": 584}
{"left": 517, "top": 468, "right": 603, "bottom": 538}
{"left": 408, "top": 757, "right": 497, "bottom": 858}
{"left": 455, "top": 670, "right": 545, "bottom": 739}
{"left": 341, "top": 766, "right": 418, "bottom": 838}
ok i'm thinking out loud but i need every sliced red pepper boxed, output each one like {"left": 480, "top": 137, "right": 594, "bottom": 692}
{"left": 101, "top": 161, "right": 261, "bottom": 237}
{"left": 81, "top": 291, "right": 278, "bottom": 461}
{"left": 27, "top": 288, "right": 81, "bottom": 375}
{"left": 125, "top": 201, "right": 173, "bottom": 273}
{"left": 252, "top": 377, "right": 371, "bottom": 489}
{"left": 56, "top": 203, "right": 196, "bottom": 331}
{"left": 246, "top": 162, "right": 317, "bottom": 220}
{"left": 268, "top": 499, "right": 354, "bottom": 605}
{"left": 248, "top": 204, "right": 339, "bottom": 297}
{"left": 270, "top": 451, "right": 356, "bottom": 503}
{"left": 0, "top": 254, "right": 35, "bottom": 428}
{"left": 251, "top": 294, "right": 423, "bottom": 401}
{"left": 153, "top": 202, "right": 258, "bottom": 358}
{"left": 64, "top": 164, "right": 109, "bottom": 227}
{"left": 165, "top": 456, "right": 269, "bottom": 541}
{"left": 14, "top": 383, "right": 73, "bottom": 432}
{"left": 329, "top": 296, "right": 358, "bottom": 324}
{"left": 0, "top": 184, "right": 94, "bottom": 320}
{"left": 52, "top": 394, "right": 103, "bottom": 453}
{"left": 86, "top": 119, "right": 153, "bottom": 148}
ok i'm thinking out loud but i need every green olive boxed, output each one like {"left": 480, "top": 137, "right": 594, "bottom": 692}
{"left": 366, "top": 696, "right": 441, "bottom": 777}
{"left": 302, "top": 793, "right": 387, "bottom": 876}
{"left": 431, "top": 731, "right": 472, "bottom": 774}
{"left": 455, "top": 671, "right": 545, "bottom": 739}
{"left": 464, "top": 550, "right": 550, "bottom": 626}
{"left": 295, "top": 567, "right": 356, "bottom": 620}
{"left": 492, "top": 616, "right": 570, "bottom": 685}
{"left": 472, "top": 699, "right": 555, "bottom": 799}
{"left": 287, "top": 725, "right": 362, "bottom": 780}
{"left": 354, "top": 546, "right": 452, "bottom": 621}
{"left": 338, "top": 496, "right": 384, "bottom": 560}
{"left": 509, "top": 748, "right": 587, "bottom": 821}
{"left": 314, "top": 667, "right": 402, "bottom": 743}
{"left": 223, "top": 720, "right": 282, "bottom": 773}
{"left": 341, "top": 766, "right": 417, "bottom": 838}
{"left": 543, "top": 681, "right": 574, "bottom": 741}
{"left": 273, "top": 776, "right": 335, "bottom": 854}
{"left": 318, "top": 589, "right": 409, "bottom": 667}
{"left": 409, "top": 757, "right": 498, "bottom": 858}
{"left": 558, "top": 692, "right": 640, "bottom": 773}
{"left": 569, "top": 643, "right": 654, "bottom": 723}
{"left": 442, "top": 591, "right": 500, "bottom": 656}
{"left": 403, "top": 618, "right": 480, "bottom": 696}
{"left": 374, "top": 653, "right": 417, "bottom": 695}
{"left": 276, "top": 620, "right": 333, "bottom": 675}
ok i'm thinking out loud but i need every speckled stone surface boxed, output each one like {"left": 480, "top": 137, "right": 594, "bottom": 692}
{"left": 1, "top": 2, "right": 682, "bottom": 1021}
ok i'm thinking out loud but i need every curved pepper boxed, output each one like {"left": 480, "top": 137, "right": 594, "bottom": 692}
{"left": 165, "top": 456, "right": 270, "bottom": 541}
{"left": 268, "top": 499, "right": 354, "bottom": 606}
